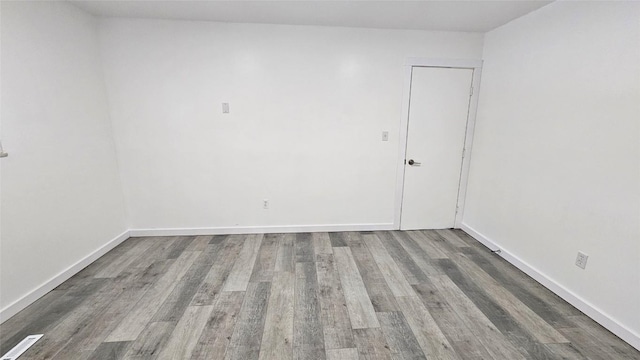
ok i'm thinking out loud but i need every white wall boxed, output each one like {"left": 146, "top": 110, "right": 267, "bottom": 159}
{"left": 98, "top": 19, "right": 483, "bottom": 232}
{"left": 464, "top": 1, "right": 640, "bottom": 346}
{"left": 0, "top": 1, "right": 128, "bottom": 317}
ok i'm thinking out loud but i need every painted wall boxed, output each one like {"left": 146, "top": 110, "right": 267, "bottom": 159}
{"left": 0, "top": 1, "right": 128, "bottom": 315}
{"left": 464, "top": 1, "right": 640, "bottom": 344}
{"left": 98, "top": 19, "right": 484, "bottom": 231}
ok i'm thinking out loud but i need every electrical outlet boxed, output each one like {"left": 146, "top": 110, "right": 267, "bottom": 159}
{"left": 382, "top": 131, "right": 389, "bottom": 141}
{"left": 575, "top": 251, "right": 589, "bottom": 269}
{"left": 263, "top": 199, "right": 269, "bottom": 209}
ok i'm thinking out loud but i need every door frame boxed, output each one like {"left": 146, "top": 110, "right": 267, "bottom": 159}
{"left": 393, "top": 58, "right": 483, "bottom": 230}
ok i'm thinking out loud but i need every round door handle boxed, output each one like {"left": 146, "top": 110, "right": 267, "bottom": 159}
{"left": 408, "top": 159, "right": 415, "bottom": 165}
{"left": 407, "top": 159, "right": 421, "bottom": 166}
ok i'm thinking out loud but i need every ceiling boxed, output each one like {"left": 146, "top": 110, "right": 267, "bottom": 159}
{"left": 70, "top": 0, "right": 552, "bottom": 33}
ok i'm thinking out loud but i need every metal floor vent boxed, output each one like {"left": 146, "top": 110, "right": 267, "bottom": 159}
{"left": 1, "top": 334, "right": 43, "bottom": 360}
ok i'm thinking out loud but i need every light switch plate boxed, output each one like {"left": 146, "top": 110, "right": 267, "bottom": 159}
{"left": 382, "top": 131, "right": 389, "bottom": 141}
{"left": 222, "top": 103, "right": 230, "bottom": 114}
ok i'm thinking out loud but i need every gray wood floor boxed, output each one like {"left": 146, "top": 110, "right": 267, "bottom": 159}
{"left": 1, "top": 230, "right": 638, "bottom": 359}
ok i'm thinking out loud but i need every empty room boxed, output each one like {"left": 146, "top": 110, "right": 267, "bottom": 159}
{"left": 0, "top": 0, "right": 638, "bottom": 359}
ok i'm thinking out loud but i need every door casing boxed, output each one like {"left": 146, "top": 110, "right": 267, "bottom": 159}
{"left": 393, "top": 58, "right": 483, "bottom": 230}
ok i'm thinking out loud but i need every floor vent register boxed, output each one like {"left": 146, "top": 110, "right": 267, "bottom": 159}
{"left": 1, "top": 334, "right": 43, "bottom": 360}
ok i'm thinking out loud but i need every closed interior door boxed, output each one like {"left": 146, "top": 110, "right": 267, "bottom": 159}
{"left": 400, "top": 66, "right": 474, "bottom": 230}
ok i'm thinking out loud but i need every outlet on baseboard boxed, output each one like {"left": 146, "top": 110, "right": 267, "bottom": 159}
{"left": 575, "top": 251, "right": 589, "bottom": 269}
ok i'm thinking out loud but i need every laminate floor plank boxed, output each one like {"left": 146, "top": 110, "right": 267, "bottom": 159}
{"left": 342, "top": 232, "right": 399, "bottom": 312}
{"left": 121, "top": 321, "right": 175, "bottom": 360}
{"left": 459, "top": 247, "right": 575, "bottom": 329}
{"left": 186, "top": 235, "right": 214, "bottom": 251}
{"left": 411, "top": 282, "right": 494, "bottom": 360}
{"left": 156, "top": 305, "right": 214, "bottom": 359}
{"left": 295, "top": 232, "right": 315, "bottom": 263}
{"left": 105, "top": 250, "right": 201, "bottom": 342}
{"left": 223, "top": 234, "right": 264, "bottom": 292}
{"left": 94, "top": 240, "right": 155, "bottom": 278}
{"left": 191, "top": 291, "right": 245, "bottom": 359}
{"left": 365, "top": 234, "right": 415, "bottom": 297}
{"left": 436, "top": 258, "right": 559, "bottom": 359}
{"left": 250, "top": 233, "right": 280, "bottom": 283}
{"left": 373, "top": 232, "right": 429, "bottom": 285}
{"left": 405, "top": 231, "right": 449, "bottom": 259}
{"left": 126, "top": 237, "right": 178, "bottom": 271}
{"left": 434, "top": 229, "right": 470, "bottom": 248}
{"left": 352, "top": 328, "right": 393, "bottom": 360}
{"left": 395, "top": 296, "right": 458, "bottom": 360}
{"left": 451, "top": 252, "right": 568, "bottom": 344}
{"left": 151, "top": 246, "right": 220, "bottom": 322}
{"left": 87, "top": 341, "right": 131, "bottom": 360}
{"left": 4, "top": 232, "right": 638, "bottom": 360}
{"left": 420, "top": 231, "right": 469, "bottom": 257}
{"left": 315, "top": 254, "right": 355, "bottom": 350}
{"left": 294, "top": 262, "right": 326, "bottom": 360}
{"left": 377, "top": 311, "right": 426, "bottom": 360}
{"left": 259, "top": 272, "right": 295, "bottom": 360}
{"left": 429, "top": 275, "right": 527, "bottom": 360}
{"left": 389, "top": 231, "right": 443, "bottom": 276}
{"left": 329, "top": 232, "right": 348, "bottom": 247}
{"left": 225, "top": 281, "right": 271, "bottom": 360}
{"left": 56, "top": 261, "right": 175, "bottom": 355}
{"left": 275, "top": 234, "right": 296, "bottom": 273}
{"left": 333, "top": 247, "right": 380, "bottom": 329}
{"left": 312, "top": 232, "right": 333, "bottom": 258}
{"left": 209, "top": 234, "right": 229, "bottom": 245}
{"left": 191, "top": 235, "right": 245, "bottom": 305}
{"left": 544, "top": 343, "right": 588, "bottom": 360}
{"left": 326, "top": 348, "right": 359, "bottom": 360}
{"left": 166, "top": 236, "right": 197, "bottom": 259}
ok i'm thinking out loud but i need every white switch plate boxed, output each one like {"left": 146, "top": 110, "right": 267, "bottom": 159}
{"left": 263, "top": 199, "right": 269, "bottom": 209}
{"left": 382, "top": 131, "right": 389, "bottom": 141}
{"left": 575, "top": 251, "right": 589, "bottom": 269}
{"left": 222, "top": 103, "right": 230, "bottom": 114}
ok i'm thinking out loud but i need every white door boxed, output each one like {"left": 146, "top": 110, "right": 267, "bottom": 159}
{"left": 400, "top": 66, "right": 474, "bottom": 230}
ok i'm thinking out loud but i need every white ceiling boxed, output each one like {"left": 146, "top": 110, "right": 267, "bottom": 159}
{"left": 70, "top": 1, "right": 552, "bottom": 33}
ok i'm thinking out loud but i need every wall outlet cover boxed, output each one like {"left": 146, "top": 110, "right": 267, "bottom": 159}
{"left": 575, "top": 251, "right": 589, "bottom": 269}
{"left": 382, "top": 131, "right": 389, "bottom": 141}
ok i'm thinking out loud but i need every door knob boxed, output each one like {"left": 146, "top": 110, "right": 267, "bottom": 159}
{"left": 408, "top": 159, "right": 421, "bottom": 166}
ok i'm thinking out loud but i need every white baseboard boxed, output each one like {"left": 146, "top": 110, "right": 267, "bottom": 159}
{"left": 459, "top": 222, "right": 640, "bottom": 351}
{"left": 0, "top": 230, "right": 130, "bottom": 324}
{"left": 129, "top": 223, "right": 395, "bottom": 237}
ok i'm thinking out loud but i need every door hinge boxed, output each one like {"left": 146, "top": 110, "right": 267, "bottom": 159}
{"left": 470, "top": 86, "right": 474, "bottom": 96}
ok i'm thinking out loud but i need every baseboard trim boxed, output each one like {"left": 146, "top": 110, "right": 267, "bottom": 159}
{"left": 129, "top": 223, "right": 396, "bottom": 237}
{"left": 459, "top": 222, "right": 640, "bottom": 351}
{"left": 0, "top": 230, "right": 130, "bottom": 324}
